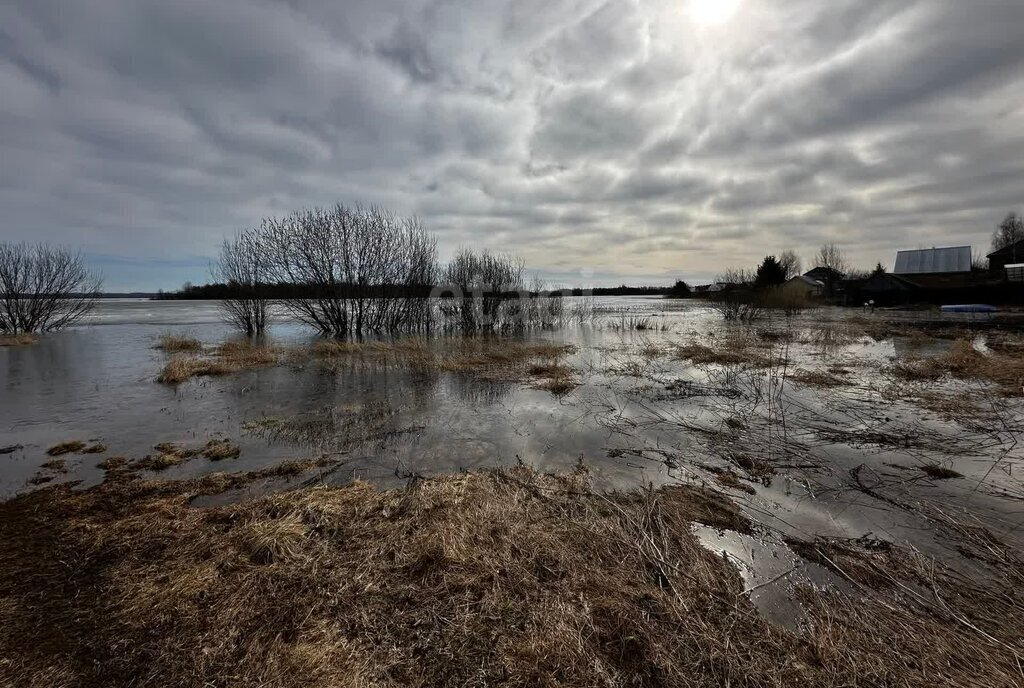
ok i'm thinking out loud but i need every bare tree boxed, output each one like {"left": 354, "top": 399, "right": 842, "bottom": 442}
{"left": 0, "top": 243, "right": 101, "bottom": 334}
{"left": 259, "top": 203, "right": 437, "bottom": 337}
{"left": 714, "top": 267, "right": 754, "bottom": 285}
{"left": 813, "top": 243, "right": 849, "bottom": 276}
{"left": 991, "top": 212, "right": 1024, "bottom": 252}
{"left": 778, "top": 249, "right": 802, "bottom": 279}
{"left": 212, "top": 229, "right": 270, "bottom": 335}
{"left": 440, "top": 249, "right": 526, "bottom": 332}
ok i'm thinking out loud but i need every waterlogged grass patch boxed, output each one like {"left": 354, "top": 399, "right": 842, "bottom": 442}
{"left": 892, "top": 340, "right": 1024, "bottom": 394}
{"left": 2, "top": 466, "right": 1021, "bottom": 687}
{"left": 124, "top": 439, "right": 243, "bottom": 472}
{"left": 155, "top": 333, "right": 202, "bottom": 353}
{"left": 0, "top": 333, "right": 36, "bottom": 347}
{"left": 46, "top": 441, "right": 86, "bottom": 456}
{"left": 674, "top": 342, "right": 773, "bottom": 367}
{"left": 789, "top": 369, "right": 849, "bottom": 388}
{"left": 157, "top": 355, "right": 235, "bottom": 384}
{"left": 157, "top": 340, "right": 279, "bottom": 384}
{"left": 921, "top": 464, "right": 963, "bottom": 480}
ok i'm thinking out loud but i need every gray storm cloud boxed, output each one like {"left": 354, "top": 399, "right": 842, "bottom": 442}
{"left": 1, "top": 0, "right": 1023, "bottom": 289}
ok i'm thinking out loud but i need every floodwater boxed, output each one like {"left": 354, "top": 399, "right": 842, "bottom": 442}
{"left": 2, "top": 297, "right": 1023, "bottom": 623}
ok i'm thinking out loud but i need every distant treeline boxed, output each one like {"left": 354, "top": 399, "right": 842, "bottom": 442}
{"left": 154, "top": 282, "right": 684, "bottom": 300}
{"left": 155, "top": 282, "right": 436, "bottom": 301}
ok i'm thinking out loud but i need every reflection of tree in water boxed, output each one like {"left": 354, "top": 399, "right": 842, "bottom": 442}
{"left": 445, "top": 374, "right": 517, "bottom": 406}
{"left": 244, "top": 400, "right": 424, "bottom": 453}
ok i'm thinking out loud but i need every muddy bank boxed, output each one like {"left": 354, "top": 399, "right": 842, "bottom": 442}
{"left": 1, "top": 466, "right": 1021, "bottom": 687}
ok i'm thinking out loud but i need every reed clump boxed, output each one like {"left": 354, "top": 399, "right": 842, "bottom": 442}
{"left": 46, "top": 441, "right": 86, "bottom": 456}
{"left": 156, "top": 340, "right": 279, "bottom": 384}
{"left": 155, "top": 333, "right": 202, "bottom": 353}
{"left": 157, "top": 355, "right": 235, "bottom": 384}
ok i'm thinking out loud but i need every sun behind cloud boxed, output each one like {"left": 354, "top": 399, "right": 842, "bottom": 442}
{"left": 689, "top": 0, "right": 742, "bottom": 26}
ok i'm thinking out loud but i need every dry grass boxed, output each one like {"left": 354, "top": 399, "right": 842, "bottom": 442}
{"left": 1, "top": 466, "right": 1021, "bottom": 687}
{"left": 97, "top": 457, "right": 128, "bottom": 471}
{"left": 131, "top": 453, "right": 186, "bottom": 471}
{"left": 529, "top": 361, "right": 579, "bottom": 395}
{"left": 892, "top": 340, "right": 1024, "bottom": 394}
{"left": 788, "top": 369, "right": 848, "bottom": 388}
{"left": 201, "top": 439, "right": 241, "bottom": 461}
{"left": 0, "top": 333, "right": 37, "bottom": 347}
{"left": 127, "top": 440, "right": 241, "bottom": 471}
{"left": 675, "top": 342, "right": 773, "bottom": 368}
{"left": 217, "top": 340, "right": 277, "bottom": 366}
{"left": 39, "top": 459, "right": 68, "bottom": 473}
{"left": 157, "top": 341, "right": 278, "bottom": 384}
{"left": 157, "top": 355, "right": 235, "bottom": 384}
{"left": 45, "top": 441, "right": 86, "bottom": 456}
{"left": 155, "top": 333, "right": 202, "bottom": 353}
{"left": 161, "top": 335, "right": 578, "bottom": 392}
{"left": 920, "top": 464, "right": 963, "bottom": 480}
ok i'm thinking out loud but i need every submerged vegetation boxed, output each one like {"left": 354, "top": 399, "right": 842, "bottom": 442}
{"left": 155, "top": 333, "right": 202, "bottom": 352}
{"left": 1, "top": 466, "right": 1021, "bottom": 687}
{"left": 157, "top": 340, "right": 278, "bottom": 384}
{"left": 0, "top": 333, "right": 36, "bottom": 347}
{"left": 892, "top": 339, "right": 1024, "bottom": 394}
{"left": 157, "top": 333, "right": 579, "bottom": 391}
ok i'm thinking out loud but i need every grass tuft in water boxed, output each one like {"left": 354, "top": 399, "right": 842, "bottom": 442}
{"left": 46, "top": 441, "right": 86, "bottom": 456}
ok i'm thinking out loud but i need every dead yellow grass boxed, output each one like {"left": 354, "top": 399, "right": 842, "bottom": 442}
{"left": 128, "top": 440, "right": 242, "bottom": 471}
{"left": 217, "top": 340, "right": 277, "bottom": 366}
{"left": 1, "top": 467, "right": 1021, "bottom": 687}
{"left": 157, "top": 355, "right": 234, "bottom": 384}
{"left": 893, "top": 340, "right": 1024, "bottom": 394}
{"left": 155, "top": 333, "right": 202, "bottom": 353}
{"left": 311, "top": 336, "right": 579, "bottom": 389}
{"left": 156, "top": 341, "right": 278, "bottom": 384}
{"left": 0, "top": 333, "right": 36, "bottom": 347}
{"left": 45, "top": 441, "right": 86, "bottom": 456}
{"left": 675, "top": 341, "right": 772, "bottom": 367}
{"left": 39, "top": 459, "right": 68, "bottom": 473}
{"left": 789, "top": 369, "right": 849, "bottom": 388}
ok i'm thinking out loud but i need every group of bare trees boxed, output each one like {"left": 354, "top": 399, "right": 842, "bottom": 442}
{"left": 439, "top": 249, "right": 528, "bottom": 331}
{"left": 0, "top": 243, "right": 101, "bottom": 334}
{"left": 212, "top": 203, "right": 573, "bottom": 337}
{"left": 215, "top": 204, "right": 437, "bottom": 337}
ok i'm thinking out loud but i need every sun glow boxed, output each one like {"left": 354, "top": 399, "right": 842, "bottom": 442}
{"left": 689, "top": 0, "right": 742, "bottom": 26}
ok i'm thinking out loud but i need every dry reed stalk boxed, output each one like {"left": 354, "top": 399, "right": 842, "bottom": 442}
{"left": 2, "top": 466, "right": 1021, "bottom": 687}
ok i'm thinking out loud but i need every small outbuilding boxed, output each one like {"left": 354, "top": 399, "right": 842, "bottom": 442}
{"left": 781, "top": 275, "right": 824, "bottom": 300}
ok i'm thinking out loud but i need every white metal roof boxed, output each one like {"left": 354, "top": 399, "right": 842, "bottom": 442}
{"left": 893, "top": 246, "right": 971, "bottom": 274}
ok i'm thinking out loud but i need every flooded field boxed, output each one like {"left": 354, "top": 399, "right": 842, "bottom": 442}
{"left": 2, "top": 297, "right": 1024, "bottom": 630}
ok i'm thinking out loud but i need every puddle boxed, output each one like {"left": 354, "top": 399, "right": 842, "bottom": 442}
{"left": 692, "top": 525, "right": 840, "bottom": 631}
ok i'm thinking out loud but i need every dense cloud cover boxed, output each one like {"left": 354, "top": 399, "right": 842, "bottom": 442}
{"left": 2, "top": 0, "right": 1023, "bottom": 289}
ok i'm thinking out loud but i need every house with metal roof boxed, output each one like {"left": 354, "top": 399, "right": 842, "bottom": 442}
{"left": 893, "top": 246, "right": 971, "bottom": 275}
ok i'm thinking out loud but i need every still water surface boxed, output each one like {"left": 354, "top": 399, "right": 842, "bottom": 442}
{"left": 2, "top": 297, "right": 1022, "bottom": 624}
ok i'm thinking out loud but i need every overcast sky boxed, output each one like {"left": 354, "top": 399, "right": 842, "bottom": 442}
{"left": 2, "top": 0, "right": 1023, "bottom": 291}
